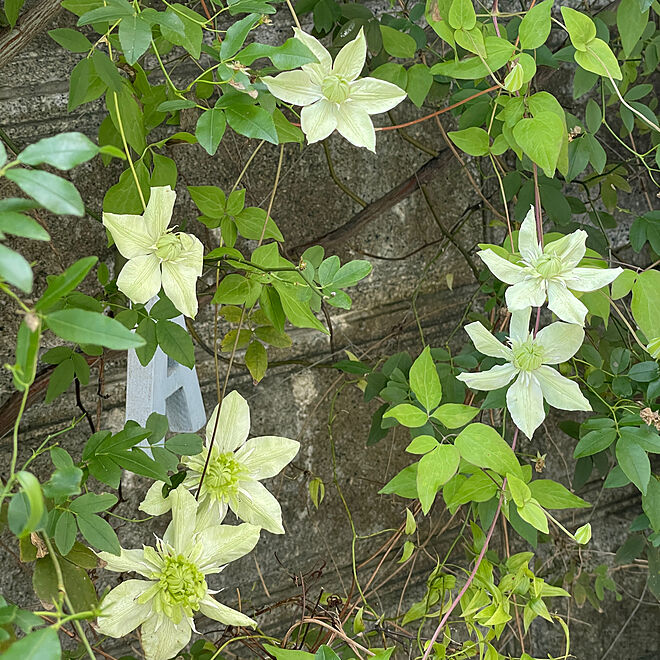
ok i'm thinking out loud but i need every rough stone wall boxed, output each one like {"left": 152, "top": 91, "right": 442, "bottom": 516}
{"left": 0, "top": 3, "right": 658, "bottom": 659}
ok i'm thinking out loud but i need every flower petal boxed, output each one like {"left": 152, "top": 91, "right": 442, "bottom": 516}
{"left": 143, "top": 186, "right": 176, "bottom": 240}
{"left": 348, "top": 77, "right": 407, "bottom": 114}
{"left": 102, "top": 212, "right": 154, "bottom": 259}
{"left": 140, "top": 611, "right": 192, "bottom": 660}
{"left": 162, "top": 486, "right": 198, "bottom": 555}
{"left": 262, "top": 70, "right": 322, "bottom": 106}
{"left": 234, "top": 436, "right": 300, "bottom": 480}
{"left": 563, "top": 266, "right": 623, "bottom": 292}
{"left": 196, "top": 522, "right": 261, "bottom": 572}
{"left": 230, "top": 479, "right": 285, "bottom": 534}
{"left": 205, "top": 390, "right": 250, "bottom": 453}
{"left": 335, "top": 101, "right": 376, "bottom": 151}
{"left": 300, "top": 99, "right": 337, "bottom": 143}
{"left": 139, "top": 481, "right": 172, "bottom": 517}
{"left": 332, "top": 28, "right": 367, "bottom": 81}
{"left": 509, "top": 307, "right": 532, "bottom": 345}
{"left": 505, "top": 277, "right": 547, "bottom": 310}
{"left": 506, "top": 372, "right": 545, "bottom": 439}
{"left": 96, "top": 580, "right": 153, "bottom": 638}
{"left": 199, "top": 596, "right": 256, "bottom": 627}
{"left": 463, "top": 321, "right": 512, "bottom": 360}
{"left": 97, "top": 548, "right": 159, "bottom": 578}
{"left": 477, "top": 249, "right": 525, "bottom": 285}
{"left": 547, "top": 281, "right": 587, "bottom": 325}
{"left": 161, "top": 234, "right": 203, "bottom": 318}
{"left": 117, "top": 254, "right": 162, "bottom": 305}
{"left": 534, "top": 365, "right": 591, "bottom": 411}
{"left": 544, "top": 229, "right": 587, "bottom": 269}
{"left": 536, "top": 321, "right": 584, "bottom": 364}
{"left": 294, "top": 28, "right": 332, "bottom": 73}
{"left": 518, "top": 206, "right": 542, "bottom": 263}
{"left": 456, "top": 363, "right": 518, "bottom": 391}
{"left": 194, "top": 496, "right": 228, "bottom": 530}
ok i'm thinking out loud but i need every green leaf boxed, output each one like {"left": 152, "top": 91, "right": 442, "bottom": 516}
{"left": 409, "top": 346, "right": 442, "bottom": 411}
{"left": 77, "top": 0, "right": 134, "bottom": 25}
{"left": 528, "top": 479, "right": 591, "bottom": 509}
{"left": 5, "top": 169, "right": 84, "bottom": 216}
{"left": 221, "top": 12, "right": 259, "bottom": 59}
{"left": 212, "top": 274, "right": 251, "bottom": 304}
{"left": 573, "top": 428, "right": 617, "bottom": 458}
{"left": 616, "top": 435, "right": 651, "bottom": 495}
{"left": 0, "top": 212, "right": 49, "bottom": 240}
{"left": 406, "top": 434, "right": 439, "bottom": 454}
{"left": 226, "top": 104, "right": 278, "bottom": 143}
{"left": 455, "top": 423, "right": 522, "bottom": 478}
{"left": 611, "top": 268, "right": 637, "bottom": 300}
{"left": 617, "top": 0, "right": 649, "bottom": 56}
{"left": 70, "top": 493, "right": 118, "bottom": 514}
{"left": 507, "top": 473, "right": 531, "bottom": 507}
{"left": 46, "top": 309, "right": 145, "bottom": 349}
{"left": 18, "top": 132, "right": 99, "bottom": 170}
{"left": 160, "top": 5, "right": 204, "bottom": 58}
{"left": 68, "top": 57, "right": 107, "bottom": 111}
{"left": 165, "top": 433, "right": 203, "bottom": 455}
{"left": 383, "top": 403, "right": 428, "bottom": 428}
{"left": 574, "top": 522, "right": 591, "bottom": 544}
{"left": 136, "top": 317, "right": 157, "bottom": 366}
{"left": 13, "top": 320, "right": 40, "bottom": 390}
{"left": 76, "top": 513, "right": 121, "bottom": 554}
{"left": 45, "top": 359, "right": 74, "bottom": 403}
{"left": 517, "top": 498, "right": 548, "bottom": 533}
{"left": 430, "top": 36, "right": 514, "bottom": 79}
{"left": 263, "top": 645, "right": 314, "bottom": 660}
{"left": 518, "top": 0, "right": 553, "bottom": 50}
{"left": 631, "top": 270, "right": 660, "bottom": 341}
{"left": 560, "top": 7, "right": 596, "bottom": 50}
{"left": 417, "top": 445, "right": 460, "bottom": 514}
{"left": 195, "top": 109, "right": 227, "bottom": 156}
{"left": 448, "top": 0, "right": 476, "bottom": 30}
{"left": 405, "top": 63, "right": 432, "bottom": 107}
{"left": 4, "top": 0, "right": 26, "bottom": 27}
{"left": 273, "top": 282, "right": 328, "bottom": 333}
{"left": 245, "top": 340, "right": 268, "bottom": 383}
{"left": 48, "top": 27, "right": 92, "bottom": 52}
{"left": 2, "top": 626, "right": 61, "bottom": 660}
{"left": 431, "top": 403, "right": 479, "bottom": 429}
{"left": 15, "top": 471, "right": 45, "bottom": 538}
{"left": 156, "top": 319, "right": 195, "bottom": 369}
{"left": 0, "top": 244, "right": 33, "bottom": 292}
{"left": 235, "top": 207, "right": 283, "bottom": 241}
{"left": 380, "top": 25, "right": 417, "bottom": 58}
{"left": 33, "top": 552, "right": 97, "bottom": 611}
{"left": 642, "top": 477, "right": 660, "bottom": 531}
{"left": 512, "top": 112, "right": 564, "bottom": 177}
{"left": 189, "top": 185, "right": 226, "bottom": 218}
{"left": 106, "top": 86, "right": 146, "bottom": 154}
{"left": 119, "top": 14, "right": 152, "bottom": 65}
{"left": 448, "top": 127, "right": 490, "bottom": 156}
{"left": 379, "top": 463, "right": 418, "bottom": 498}
{"left": 54, "top": 511, "right": 77, "bottom": 556}
{"left": 315, "top": 646, "right": 341, "bottom": 660}
{"left": 36, "top": 256, "right": 98, "bottom": 311}
{"left": 574, "top": 39, "right": 622, "bottom": 80}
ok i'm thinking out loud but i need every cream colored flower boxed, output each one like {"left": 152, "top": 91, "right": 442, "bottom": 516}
{"left": 97, "top": 487, "right": 259, "bottom": 660}
{"left": 102, "top": 186, "right": 203, "bottom": 318}
{"left": 478, "top": 206, "right": 622, "bottom": 325}
{"left": 262, "top": 28, "right": 406, "bottom": 151}
{"left": 456, "top": 308, "right": 591, "bottom": 439}
{"left": 140, "top": 390, "right": 299, "bottom": 534}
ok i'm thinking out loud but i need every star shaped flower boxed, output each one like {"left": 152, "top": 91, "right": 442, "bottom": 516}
{"left": 140, "top": 390, "right": 299, "bottom": 534}
{"left": 262, "top": 28, "right": 406, "bottom": 152}
{"left": 478, "top": 206, "right": 622, "bottom": 325}
{"left": 96, "top": 487, "right": 259, "bottom": 660}
{"left": 102, "top": 186, "right": 203, "bottom": 318}
{"left": 456, "top": 308, "right": 591, "bottom": 439}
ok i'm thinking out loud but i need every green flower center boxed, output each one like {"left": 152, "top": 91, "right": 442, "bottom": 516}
{"left": 322, "top": 75, "right": 351, "bottom": 103}
{"left": 512, "top": 340, "right": 544, "bottom": 372}
{"left": 155, "top": 233, "right": 184, "bottom": 261}
{"left": 205, "top": 451, "right": 244, "bottom": 501}
{"left": 156, "top": 553, "right": 207, "bottom": 621}
{"left": 534, "top": 253, "right": 564, "bottom": 278}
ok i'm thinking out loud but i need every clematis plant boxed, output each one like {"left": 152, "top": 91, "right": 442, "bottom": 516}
{"left": 456, "top": 307, "right": 591, "bottom": 439}
{"left": 478, "top": 206, "right": 622, "bottom": 325}
{"left": 102, "top": 186, "right": 203, "bottom": 318}
{"left": 262, "top": 28, "right": 406, "bottom": 152}
{"left": 140, "top": 390, "right": 300, "bottom": 534}
{"left": 96, "top": 487, "right": 259, "bottom": 660}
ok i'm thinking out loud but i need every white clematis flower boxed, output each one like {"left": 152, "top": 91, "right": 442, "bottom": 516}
{"left": 97, "top": 487, "right": 259, "bottom": 660}
{"left": 140, "top": 390, "right": 299, "bottom": 534}
{"left": 478, "top": 206, "right": 622, "bottom": 325}
{"left": 456, "top": 308, "right": 591, "bottom": 439}
{"left": 102, "top": 186, "right": 203, "bottom": 318}
{"left": 262, "top": 28, "right": 406, "bottom": 152}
